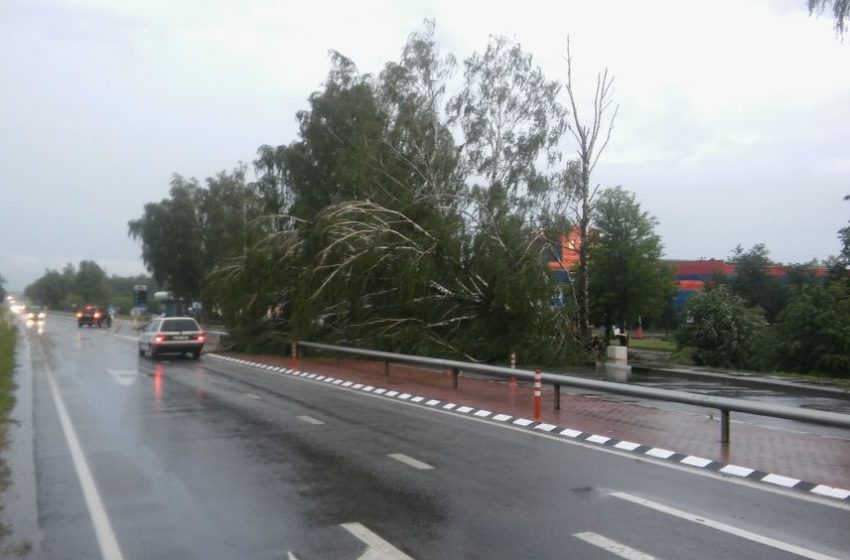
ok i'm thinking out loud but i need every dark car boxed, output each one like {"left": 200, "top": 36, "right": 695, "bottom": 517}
{"left": 76, "top": 305, "right": 111, "bottom": 328}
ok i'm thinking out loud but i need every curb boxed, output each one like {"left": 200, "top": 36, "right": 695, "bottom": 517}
{"left": 209, "top": 353, "right": 850, "bottom": 504}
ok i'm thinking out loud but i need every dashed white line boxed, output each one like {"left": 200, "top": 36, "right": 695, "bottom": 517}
{"left": 388, "top": 453, "right": 434, "bottom": 471}
{"left": 297, "top": 415, "right": 325, "bottom": 425}
{"left": 574, "top": 532, "right": 655, "bottom": 559}
{"left": 341, "top": 522, "right": 414, "bottom": 559}
{"left": 611, "top": 492, "right": 843, "bottom": 560}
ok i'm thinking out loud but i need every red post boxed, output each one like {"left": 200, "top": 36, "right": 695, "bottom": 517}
{"left": 533, "top": 368, "right": 542, "bottom": 421}
{"left": 291, "top": 341, "right": 299, "bottom": 370}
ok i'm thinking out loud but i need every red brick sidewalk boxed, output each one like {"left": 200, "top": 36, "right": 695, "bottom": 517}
{"left": 227, "top": 353, "right": 850, "bottom": 493}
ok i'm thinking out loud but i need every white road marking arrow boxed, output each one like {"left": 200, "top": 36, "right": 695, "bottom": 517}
{"left": 106, "top": 369, "right": 137, "bottom": 387}
{"left": 341, "top": 523, "right": 414, "bottom": 560}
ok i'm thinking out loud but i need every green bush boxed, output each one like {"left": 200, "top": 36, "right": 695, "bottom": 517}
{"left": 772, "top": 281, "right": 850, "bottom": 377}
{"left": 675, "top": 285, "right": 767, "bottom": 369}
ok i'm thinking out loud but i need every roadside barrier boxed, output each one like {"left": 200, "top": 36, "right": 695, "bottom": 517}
{"left": 295, "top": 340, "right": 850, "bottom": 444}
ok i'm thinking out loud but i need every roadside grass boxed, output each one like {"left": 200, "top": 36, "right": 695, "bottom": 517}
{"left": 628, "top": 338, "right": 676, "bottom": 352}
{"left": 0, "top": 310, "right": 17, "bottom": 547}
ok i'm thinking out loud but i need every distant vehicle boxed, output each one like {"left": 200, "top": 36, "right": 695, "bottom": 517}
{"left": 138, "top": 317, "right": 205, "bottom": 359}
{"left": 76, "top": 305, "right": 111, "bottom": 328}
{"left": 25, "top": 306, "right": 47, "bottom": 321}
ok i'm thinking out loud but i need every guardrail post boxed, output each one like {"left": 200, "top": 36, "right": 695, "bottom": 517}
{"left": 451, "top": 367, "right": 459, "bottom": 389}
{"left": 721, "top": 409, "right": 730, "bottom": 443}
{"left": 534, "top": 369, "right": 542, "bottom": 421}
{"left": 510, "top": 351, "right": 517, "bottom": 387}
{"left": 291, "top": 341, "right": 299, "bottom": 370}
{"left": 384, "top": 360, "right": 390, "bottom": 377}
{"left": 553, "top": 383, "right": 561, "bottom": 410}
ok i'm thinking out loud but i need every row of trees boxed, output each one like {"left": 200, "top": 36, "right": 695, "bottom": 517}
{"left": 128, "top": 23, "right": 674, "bottom": 365}
{"left": 23, "top": 261, "right": 157, "bottom": 314}
{"left": 677, "top": 227, "right": 850, "bottom": 376}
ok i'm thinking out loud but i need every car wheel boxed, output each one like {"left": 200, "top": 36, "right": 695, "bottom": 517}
{"left": 138, "top": 346, "right": 144, "bottom": 357}
{"left": 192, "top": 350, "right": 201, "bottom": 360}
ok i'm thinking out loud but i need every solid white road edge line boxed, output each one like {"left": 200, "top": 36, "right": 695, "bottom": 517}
{"left": 341, "top": 522, "right": 414, "bottom": 560}
{"left": 573, "top": 532, "right": 655, "bottom": 560}
{"left": 388, "top": 453, "right": 434, "bottom": 470}
{"left": 610, "top": 492, "right": 842, "bottom": 560}
{"left": 45, "top": 366, "right": 125, "bottom": 560}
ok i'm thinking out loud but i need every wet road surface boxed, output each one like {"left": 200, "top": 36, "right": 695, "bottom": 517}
{"left": 5, "top": 315, "right": 850, "bottom": 559}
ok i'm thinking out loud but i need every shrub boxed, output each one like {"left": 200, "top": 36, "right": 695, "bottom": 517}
{"left": 675, "top": 285, "right": 767, "bottom": 369}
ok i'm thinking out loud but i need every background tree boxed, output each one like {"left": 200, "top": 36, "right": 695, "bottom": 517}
{"left": 676, "top": 285, "right": 767, "bottom": 369}
{"left": 772, "top": 280, "right": 850, "bottom": 376}
{"left": 726, "top": 243, "right": 787, "bottom": 322}
{"left": 563, "top": 38, "right": 618, "bottom": 338}
{"left": 809, "top": 0, "right": 849, "bottom": 35}
{"left": 589, "top": 187, "right": 676, "bottom": 335}
{"left": 838, "top": 194, "right": 850, "bottom": 264}
{"left": 128, "top": 175, "right": 205, "bottom": 300}
{"left": 75, "top": 260, "right": 111, "bottom": 304}
{"left": 0, "top": 274, "right": 6, "bottom": 301}
{"left": 447, "top": 33, "right": 565, "bottom": 225}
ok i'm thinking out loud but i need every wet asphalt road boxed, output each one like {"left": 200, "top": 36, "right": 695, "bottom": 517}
{"left": 6, "top": 316, "right": 850, "bottom": 559}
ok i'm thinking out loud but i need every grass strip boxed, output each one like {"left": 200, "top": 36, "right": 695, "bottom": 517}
{"left": 0, "top": 310, "right": 17, "bottom": 549}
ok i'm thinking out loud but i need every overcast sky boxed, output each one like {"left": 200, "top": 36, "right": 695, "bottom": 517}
{"left": 2, "top": 0, "right": 848, "bottom": 291}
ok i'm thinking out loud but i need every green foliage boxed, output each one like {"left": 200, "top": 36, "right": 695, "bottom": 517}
{"left": 772, "top": 280, "right": 850, "bottom": 376}
{"left": 589, "top": 187, "right": 676, "bottom": 332}
{"left": 839, "top": 194, "right": 850, "bottom": 265}
{"left": 447, "top": 34, "right": 565, "bottom": 221}
{"left": 202, "top": 23, "right": 589, "bottom": 367}
{"left": 0, "top": 309, "right": 16, "bottom": 417}
{"left": 726, "top": 244, "right": 787, "bottom": 322}
{"left": 676, "top": 285, "right": 767, "bottom": 369}
{"left": 128, "top": 175, "right": 206, "bottom": 299}
{"left": 24, "top": 263, "right": 154, "bottom": 311}
{"left": 0, "top": 274, "right": 6, "bottom": 301}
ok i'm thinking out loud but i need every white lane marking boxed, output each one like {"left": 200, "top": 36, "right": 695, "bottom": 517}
{"left": 341, "top": 522, "right": 414, "bottom": 560}
{"left": 720, "top": 464, "right": 754, "bottom": 477}
{"left": 611, "top": 492, "right": 843, "bottom": 560}
{"left": 681, "top": 456, "right": 712, "bottom": 468}
{"left": 297, "top": 415, "right": 325, "bottom": 425}
{"left": 574, "top": 532, "right": 655, "bottom": 559}
{"left": 244, "top": 393, "right": 262, "bottom": 400}
{"left": 45, "top": 368, "right": 125, "bottom": 560}
{"left": 560, "top": 428, "right": 582, "bottom": 438}
{"left": 645, "top": 448, "right": 675, "bottom": 459}
{"left": 287, "top": 553, "right": 300, "bottom": 560}
{"left": 762, "top": 473, "right": 800, "bottom": 488}
{"left": 106, "top": 369, "right": 137, "bottom": 387}
{"left": 614, "top": 441, "right": 641, "bottom": 451}
{"left": 812, "top": 485, "right": 850, "bottom": 500}
{"left": 117, "top": 334, "right": 138, "bottom": 342}
{"left": 388, "top": 453, "right": 434, "bottom": 470}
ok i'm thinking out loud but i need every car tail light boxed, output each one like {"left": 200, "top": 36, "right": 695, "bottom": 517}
{"left": 94, "top": 312, "right": 101, "bottom": 319}
{"left": 76, "top": 312, "right": 83, "bottom": 318}
{"left": 154, "top": 335, "right": 165, "bottom": 343}
{"left": 197, "top": 335, "right": 205, "bottom": 343}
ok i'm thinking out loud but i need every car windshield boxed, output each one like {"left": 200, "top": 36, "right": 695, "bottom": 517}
{"left": 161, "top": 319, "right": 199, "bottom": 332}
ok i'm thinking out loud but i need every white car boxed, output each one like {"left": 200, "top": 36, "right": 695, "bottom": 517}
{"left": 138, "top": 317, "right": 206, "bottom": 359}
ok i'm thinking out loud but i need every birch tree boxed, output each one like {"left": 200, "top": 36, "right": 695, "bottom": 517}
{"left": 563, "top": 38, "right": 618, "bottom": 337}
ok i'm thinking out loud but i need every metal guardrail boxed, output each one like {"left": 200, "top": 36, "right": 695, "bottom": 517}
{"left": 296, "top": 341, "right": 850, "bottom": 443}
